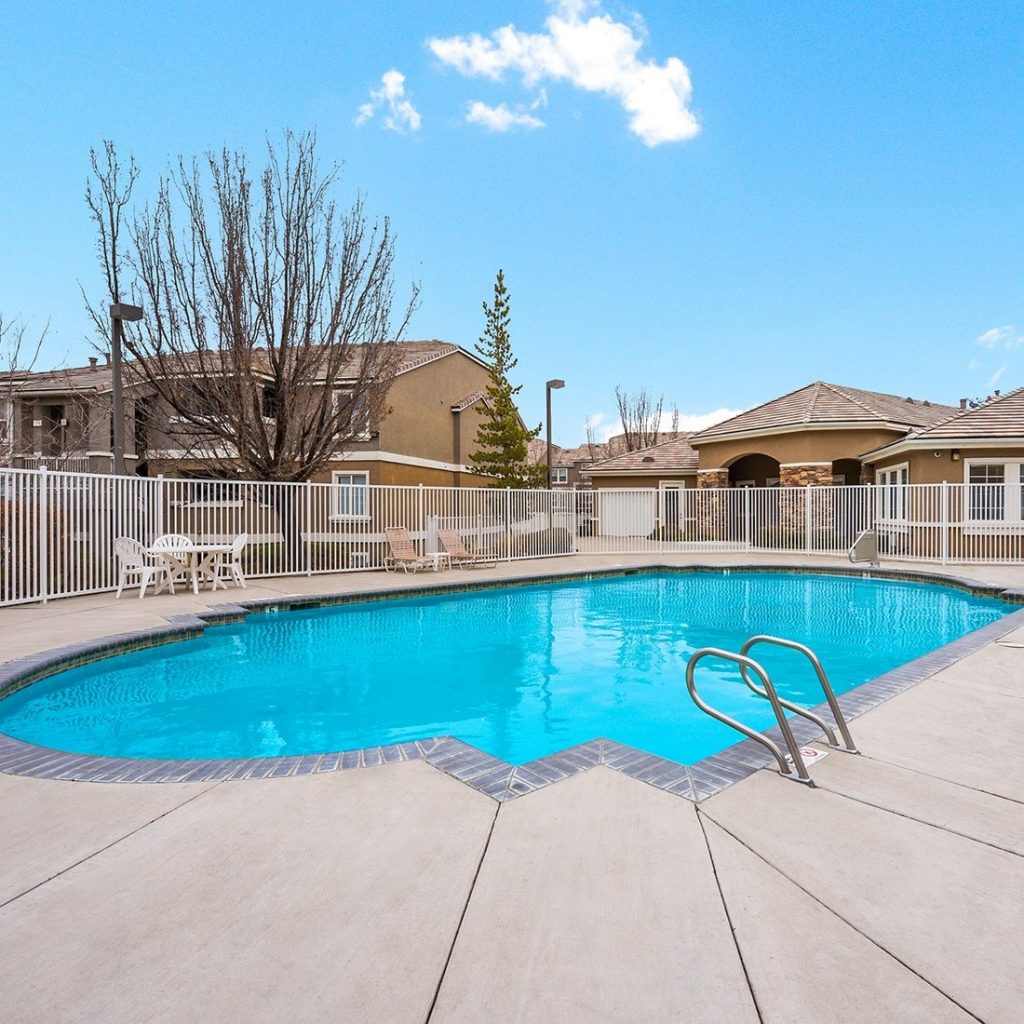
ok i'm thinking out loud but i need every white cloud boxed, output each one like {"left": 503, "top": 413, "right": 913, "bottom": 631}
{"left": 671, "top": 408, "right": 744, "bottom": 432}
{"left": 988, "top": 365, "right": 1008, "bottom": 388}
{"left": 975, "top": 324, "right": 1024, "bottom": 350}
{"left": 355, "top": 70, "right": 422, "bottom": 132}
{"left": 594, "top": 406, "right": 742, "bottom": 442}
{"left": 428, "top": 1, "right": 699, "bottom": 146}
{"left": 466, "top": 100, "right": 545, "bottom": 132}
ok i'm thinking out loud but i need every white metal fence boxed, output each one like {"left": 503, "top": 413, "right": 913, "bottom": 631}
{"left": 0, "top": 468, "right": 1021, "bottom": 606}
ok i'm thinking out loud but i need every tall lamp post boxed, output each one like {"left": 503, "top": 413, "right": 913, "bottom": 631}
{"left": 109, "top": 302, "right": 143, "bottom": 476}
{"left": 545, "top": 378, "right": 565, "bottom": 488}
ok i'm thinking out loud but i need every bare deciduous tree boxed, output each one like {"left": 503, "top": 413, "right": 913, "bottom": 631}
{"left": 614, "top": 386, "right": 664, "bottom": 452}
{"left": 584, "top": 415, "right": 600, "bottom": 462}
{"left": 83, "top": 141, "right": 139, "bottom": 350}
{"left": 89, "top": 131, "right": 417, "bottom": 483}
{"left": 0, "top": 314, "right": 51, "bottom": 467}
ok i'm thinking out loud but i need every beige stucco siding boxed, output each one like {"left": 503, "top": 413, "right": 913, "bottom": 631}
{"left": 379, "top": 352, "right": 490, "bottom": 465}
{"left": 869, "top": 446, "right": 1024, "bottom": 483}
{"left": 696, "top": 428, "right": 906, "bottom": 470}
{"left": 589, "top": 474, "right": 695, "bottom": 489}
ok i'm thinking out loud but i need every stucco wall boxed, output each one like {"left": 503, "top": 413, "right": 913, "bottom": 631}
{"left": 379, "top": 351, "right": 491, "bottom": 464}
{"left": 588, "top": 474, "right": 695, "bottom": 490}
{"left": 696, "top": 427, "right": 906, "bottom": 470}
{"left": 868, "top": 446, "right": 1024, "bottom": 483}
{"left": 310, "top": 461, "right": 493, "bottom": 488}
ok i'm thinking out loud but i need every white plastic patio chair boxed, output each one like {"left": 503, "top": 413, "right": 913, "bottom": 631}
{"left": 208, "top": 533, "right": 248, "bottom": 589}
{"left": 114, "top": 537, "right": 176, "bottom": 599}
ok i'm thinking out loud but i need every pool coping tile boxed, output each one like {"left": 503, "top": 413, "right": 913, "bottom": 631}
{"left": 1, "top": 564, "right": 1022, "bottom": 802}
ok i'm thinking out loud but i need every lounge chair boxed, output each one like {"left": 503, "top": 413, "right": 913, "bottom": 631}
{"left": 437, "top": 529, "right": 497, "bottom": 569}
{"left": 384, "top": 527, "right": 436, "bottom": 573}
{"left": 114, "top": 537, "right": 176, "bottom": 599}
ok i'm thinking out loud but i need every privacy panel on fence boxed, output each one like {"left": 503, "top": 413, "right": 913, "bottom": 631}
{"left": 0, "top": 469, "right": 1020, "bottom": 606}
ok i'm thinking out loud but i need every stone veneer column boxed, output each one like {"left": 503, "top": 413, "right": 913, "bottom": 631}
{"left": 697, "top": 469, "right": 729, "bottom": 488}
{"left": 778, "top": 464, "right": 835, "bottom": 546}
{"left": 695, "top": 469, "right": 729, "bottom": 539}
{"left": 778, "top": 463, "right": 834, "bottom": 487}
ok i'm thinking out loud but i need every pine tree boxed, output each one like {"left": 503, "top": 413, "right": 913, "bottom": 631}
{"left": 469, "top": 270, "right": 543, "bottom": 487}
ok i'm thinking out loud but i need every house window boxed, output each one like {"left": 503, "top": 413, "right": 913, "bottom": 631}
{"left": 334, "top": 390, "right": 371, "bottom": 439}
{"left": 876, "top": 463, "right": 909, "bottom": 522}
{"left": 331, "top": 471, "right": 369, "bottom": 519}
{"left": 551, "top": 467, "right": 569, "bottom": 485}
{"left": 964, "top": 460, "right": 1024, "bottom": 526}
{"left": 0, "top": 400, "right": 11, "bottom": 444}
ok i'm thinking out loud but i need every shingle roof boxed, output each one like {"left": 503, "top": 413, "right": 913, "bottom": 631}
{"left": 586, "top": 434, "right": 698, "bottom": 474}
{"left": 895, "top": 387, "right": 1024, "bottom": 442}
{"left": 690, "top": 382, "right": 957, "bottom": 443}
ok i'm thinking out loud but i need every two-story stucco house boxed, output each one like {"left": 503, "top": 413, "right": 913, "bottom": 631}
{"left": 2, "top": 341, "right": 500, "bottom": 487}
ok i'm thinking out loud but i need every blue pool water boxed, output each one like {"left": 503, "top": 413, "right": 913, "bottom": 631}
{"left": 0, "top": 572, "right": 1011, "bottom": 765}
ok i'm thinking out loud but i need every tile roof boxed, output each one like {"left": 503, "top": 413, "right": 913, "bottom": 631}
{"left": 450, "top": 389, "right": 486, "bottom": 413}
{"left": 3, "top": 341, "right": 468, "bottom": 395}
{"left": 896, "top": 386, "right": 1024, "bottom": 442}
{"left": 690, "top": 381, "right": 957, "bottom": 442}
{"left": 585, "top": 434, "right": 699, "bottom": 474}
{"left": 554, "top": 443, "right": 610, "bottom": 467}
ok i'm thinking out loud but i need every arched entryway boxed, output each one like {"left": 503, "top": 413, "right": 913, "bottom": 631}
{"left": 831, "top": 458, "right": 861, "bottom": 486}
{"left": 728, "top": 453, "right": 781, "bottom": 488}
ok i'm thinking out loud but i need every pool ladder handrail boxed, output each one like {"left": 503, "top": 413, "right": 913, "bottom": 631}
{"left": 738, "top": 636, "right": 859, "bottom": 755}
{"left": 685, "top": 649, "right": 815, "bottom": 785}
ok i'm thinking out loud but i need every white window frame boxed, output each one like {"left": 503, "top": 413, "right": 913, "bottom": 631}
{"left": 333, "top": 389, "right": 373, "bottom": 441}
{"left": 0, "top": 399, "right": 12, "bottom": 456}
{"left": 875, "top": 462, "right": 910, "bottom": 528}
{"left": 550, "top": 467, "right": 569, "bottom": 485}
{"left": 330, "top": 470, "right": 370, "bottom": 520}
{"left": 963, "top": 459, "right": 1024, "bottom": 532}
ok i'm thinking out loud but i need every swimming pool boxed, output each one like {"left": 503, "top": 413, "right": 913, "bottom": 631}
{"left": 0, "top": 571, "right": 1012, "bottom": 766}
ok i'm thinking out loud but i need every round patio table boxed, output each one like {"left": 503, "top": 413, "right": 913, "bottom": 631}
{"left": 148, "top": 542, "right": 235, "bottom": 595}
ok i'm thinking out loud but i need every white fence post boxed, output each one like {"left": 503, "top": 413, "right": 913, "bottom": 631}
{"left": 504, "top": 487, "right": 512, "bottom": 561}
{"left": 743, "top": 487, "right": 751, "bottom": 551}
{"left": 156, "top": 475, "right": 165, "bottom": 540}
{"left": 805, "top": 484, "right": 812, "bottom": 554}
{"left": 417, "top": 483, "right": 425, "bottom": 552}
{"left": 37, "top": 466, "right": 48, "bottom": 604}
{"left": 941, "top": 480, "right": 949, "bottom": 565}
{"left": 305, "top": 480, "right": 313, "bottom": 576}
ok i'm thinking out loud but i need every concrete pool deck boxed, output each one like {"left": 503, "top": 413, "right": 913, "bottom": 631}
{"left": 0, "top": 553, "right": 1022, "bottom": 1022}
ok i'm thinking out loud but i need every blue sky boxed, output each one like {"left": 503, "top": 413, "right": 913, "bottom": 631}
{"left": 1, "top": 0, "right": 1022, "bottom": 443}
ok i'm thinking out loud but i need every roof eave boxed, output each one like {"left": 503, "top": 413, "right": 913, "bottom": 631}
{"left": 691, "top": 420, "right": 922, "bottom": 446}
{"left": 862, "top": 436, "right": 1024, "bottom": 461}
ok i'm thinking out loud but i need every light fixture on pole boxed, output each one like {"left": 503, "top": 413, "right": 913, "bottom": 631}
{"left": 109, "top": 302, "right": 143, "bottom": 476}
{"left": 545, "top": 378, "right": 565, "bottom": 488}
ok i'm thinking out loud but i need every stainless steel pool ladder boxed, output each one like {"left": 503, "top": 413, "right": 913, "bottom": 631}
{"left": 739, "top": 636, "right": 859, "bottom": 756}
{"left": 685, "top": 636, "right": 859, "bottom": 786}
{"left": 849, "top": 529, "right": 880, "bottom": 566}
